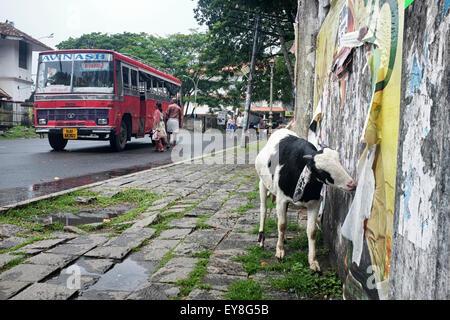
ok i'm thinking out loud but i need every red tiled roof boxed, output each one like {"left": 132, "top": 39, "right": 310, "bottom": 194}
{"left": 250, "top": 106, "right": 287, "bottom": 112}
{"left": 0, "top": 22, "right": 52, "bottom": 50}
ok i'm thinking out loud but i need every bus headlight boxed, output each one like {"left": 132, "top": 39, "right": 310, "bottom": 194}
{"left": 97, "top": 118, "right": 108, "bottom": 125}
{"left": 38, "top": 118, "right": 47, "bottom": 125}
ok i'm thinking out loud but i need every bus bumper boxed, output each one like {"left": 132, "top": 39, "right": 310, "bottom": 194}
{"left": 36, "top": 127, "right": 115, "bottom": 137}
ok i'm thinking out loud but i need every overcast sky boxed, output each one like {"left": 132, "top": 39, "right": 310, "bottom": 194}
{"left": 1, "top": 0, "right": 204, "bottom": 49}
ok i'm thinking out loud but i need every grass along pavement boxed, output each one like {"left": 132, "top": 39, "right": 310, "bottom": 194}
{"left": 0, "top": 143, "right": 344, "bottom": 300}
{"left": 0, "top": 126, "right": 39, "bottom": 139}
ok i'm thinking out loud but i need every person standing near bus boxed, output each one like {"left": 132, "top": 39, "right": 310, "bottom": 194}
{"left": 236, "top": 113, "right": 244, "bottom": 129}
{"left": 165, "top": 98, "right": 183, "bottom": 147}
{"left": 153, "top": 102, "right": 167, "bottom": 152}
{"left": 226, "top": 116, "right": 235, "bottom": 136}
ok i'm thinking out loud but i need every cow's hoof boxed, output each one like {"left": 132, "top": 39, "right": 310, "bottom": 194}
{"left": 275, "top": 248, "right": 285, "bottom": 261}
{"left": 257, "top": 232, "right": 265, "bottom": 243}
{"left": 309, "top": 260, "right": 321, "bottom": 272}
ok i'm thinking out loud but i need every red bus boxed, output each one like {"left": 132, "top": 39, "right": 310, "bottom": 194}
{"left": 34, "top": 49, "right": 182, "bottom": 151}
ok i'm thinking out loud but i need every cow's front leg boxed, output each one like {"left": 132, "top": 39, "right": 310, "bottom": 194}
{"left": 306, "top": 200, "right": 321, "bottom": 271}
{"left": 258, "top": 180, "right": 267, "bottom": 248}
{"left": 275, "top": 197, "right": 288, "bottom": 261}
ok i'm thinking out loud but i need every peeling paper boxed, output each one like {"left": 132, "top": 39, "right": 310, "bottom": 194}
{"left": 341, "top": 145, "right": 376, "bottom": 265}
{"left": 339, "top": 30, "right": 364, "bottom": 48}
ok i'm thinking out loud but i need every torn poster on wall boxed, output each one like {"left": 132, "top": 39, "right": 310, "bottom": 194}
{"left": 310, "top": 0, "right": 404, "bottom": 300}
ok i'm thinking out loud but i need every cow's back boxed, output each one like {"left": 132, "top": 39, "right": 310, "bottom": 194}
{"left": 255, "top": 129, "right": 299, "bottom": 195}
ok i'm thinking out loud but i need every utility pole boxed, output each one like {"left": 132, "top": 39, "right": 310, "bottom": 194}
{"left": 240, "top": 15, "right": 260, "bottom": 148}
{"left": 268, "top": 57, "right": 275, "bottom": 138}
{"left": 183, "top": 75, "right": 199, "bottom": 128}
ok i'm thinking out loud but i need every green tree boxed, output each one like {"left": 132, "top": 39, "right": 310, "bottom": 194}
{"left": 57, "top": 31, "right": 216, "bottom": 114}
{"left": 194, "top": 0, "right": 297, "bottom": 106}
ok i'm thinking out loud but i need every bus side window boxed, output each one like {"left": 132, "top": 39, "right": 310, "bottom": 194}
{"left": 116, "top": 61, "right": 123, "bottom": 95}
{"left": 131, "top": 69, "right": 138, "bottom": 91}
{"left": 153, "top": 79, "right": 159, "bottom": 95}
{"left": 162, "top": 82, "right": 168, "bottom": 97}
{"left": 122, "top": 66, "right": 130, "bottom": 89}
{"left": 138, "top": 72, "right": 146, "bottom": 101}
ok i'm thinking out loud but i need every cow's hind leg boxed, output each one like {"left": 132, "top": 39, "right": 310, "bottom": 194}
{"left": 258, "top": 180, "right": 267, "bottom": 247}
{"left": 275, "top": 196, "right": 288, "bottom": 261}
{"left": 306, "top": 200, "right": 321, "bottom": 271}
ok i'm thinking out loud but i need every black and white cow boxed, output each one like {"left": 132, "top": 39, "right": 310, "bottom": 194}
{"left": 255, "top": 128, "right": 356, "bottom": 271}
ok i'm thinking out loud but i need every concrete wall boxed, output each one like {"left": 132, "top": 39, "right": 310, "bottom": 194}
{"left": 293, "top": 0, "right": 448, "bottom": 299}
{"left": 390, "top": 0, "right": 449, "bottom": 300}
{"left": 319, "top": 46, "right": 373, "bottom": 296}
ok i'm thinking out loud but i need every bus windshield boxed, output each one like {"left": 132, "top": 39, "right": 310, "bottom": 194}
{"left": 36, "top": 52, "right": 114, "bottom": 94}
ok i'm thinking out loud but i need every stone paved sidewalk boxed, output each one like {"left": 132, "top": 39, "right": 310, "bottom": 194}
{"left": 0, "top": 146, "right": 339, "bottom": 300}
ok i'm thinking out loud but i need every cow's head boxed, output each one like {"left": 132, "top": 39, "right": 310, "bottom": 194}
{"left": 304, "top": 147, "right": 356, "bottom": 192}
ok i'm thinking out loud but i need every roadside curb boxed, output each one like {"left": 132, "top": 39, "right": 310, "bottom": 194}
{"left": 0, "top": 142, "right": 255, "bottom": 213}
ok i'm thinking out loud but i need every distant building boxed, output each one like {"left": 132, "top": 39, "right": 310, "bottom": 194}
{"left": 0, "top": 20, "right": 52, "bottom": 125}
{"left": 249, "top": 103, "right": 289, "bottom": 128}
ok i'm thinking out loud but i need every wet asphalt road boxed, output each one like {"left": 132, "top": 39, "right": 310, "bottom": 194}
{"left": 0, "top": 131, "right": 259, "bottom": 207}
{"left": 0, "top": 136, "right": 170, "bottom": 207}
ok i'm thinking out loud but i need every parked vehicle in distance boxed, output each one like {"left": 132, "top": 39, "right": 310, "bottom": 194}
{"left": 34, "top": 50, "right": 182, "bottom": 151}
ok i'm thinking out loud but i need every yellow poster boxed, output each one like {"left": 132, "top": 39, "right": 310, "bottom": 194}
{"left": 312, "top": 0, "right": 404, "bottom": 299}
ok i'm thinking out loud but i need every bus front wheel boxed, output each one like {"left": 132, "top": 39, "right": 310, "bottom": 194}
{"left": 48, "top": 133, "right": 68, "bottom": 151}
{"left": 110, "top": 121, "right": 128, "bottom": 152}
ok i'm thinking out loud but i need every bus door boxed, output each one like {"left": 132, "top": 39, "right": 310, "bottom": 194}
{"left": 139, "top": 71, "right": 155, "bottom": 134}
{"left": 138, "top": 78, "right": 147, "bottom": 137}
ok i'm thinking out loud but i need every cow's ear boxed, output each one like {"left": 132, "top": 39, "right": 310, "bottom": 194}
{"left": 303, "top": 155, "right": 313, "bottom": 160}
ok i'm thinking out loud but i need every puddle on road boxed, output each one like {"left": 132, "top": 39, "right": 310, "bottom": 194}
{"left": 85, "top": 257, "right": 157, "bottom": 292}
{"left": 0, "top": 161, "right": 171, "bottom": 208}
{"left": 45, "top": 215, "right": 104, "bottom": 227}
{"left": 39, "top": 204, "right": 136, "bottom": 227}
{"left": 50, "top": 256, "right": 157, "bottom": 295}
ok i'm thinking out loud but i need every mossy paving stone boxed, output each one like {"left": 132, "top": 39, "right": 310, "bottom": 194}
{"left": 76, "top": 290, "right": 131, "bottom": 300}
{"left": 83, "top": 246, "right": 131, "bottom": 260}
{"left": 186, "top": 288, "right": 224, "bottom": 300}
{"left": 46, "top": 274, "right": 99, "bottom": 291}
{"left": 216, "top": 232, "right": 257, "bottom": 251}
{"left": 0, "top": 281, "right": 31, "bottom": 300}
{"left": 172, "top": 229, "right": 228, "bottom": 256}
{"left": 206, "top": 257, "right": 247, "bottom": 277}
{"left": 0, "top": 253, "right": 19, "bottom": 268}
{"left": 103, "top": 228, "right": 156, "bottom": 248}
{"left": 141, "top": 239, "right": 179, "bottom": 261}
{"left": 0, "top": 237, "right": 25, "bottom": 250}
{"left": 74, "top": 257, "right": 116, "bottom": 274}
{"left": 0, "top": 224, "right": 24, "bottom": 237}
{"left": 202, "top": 273, "right": 247, "bottom": 292}
{"left": 157, "top": 228, "right": 191, "bottom": 240}
{"left": 184, "top": 208, "right": 216, "bottom": 217}
{"left": 0, "top": 264, "right": 60, "bottom": 283}
{"left": 150, "top": 257, "right": 198, "bottom": 283}
{"left": 166, "top": 218, "right": 199, "bottom": 229}
{"left": 10, "top": 283, "right": 78, "bottom": 300}
{"left": 46, "top": 243, "right": 98, "bottom": 256}
{"left": 60, "top": 236, "right": 103, "bottom": 246}
{"left": 125, "top": 282, "right": 180, "bottom": 300}
{"left": 22, "top": 238, "right": 68, "bottom": 250}
{"left": 25, "top": 253, "right": 77, "bottom": 268}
